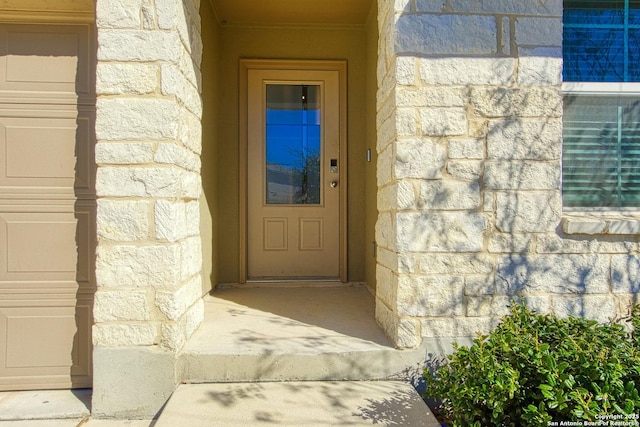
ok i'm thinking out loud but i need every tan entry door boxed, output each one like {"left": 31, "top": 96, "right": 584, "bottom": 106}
{"left": 0, "top": 22, "right": 95, "bottom": 390}
{"left": 245, "top": 62, "right": 346, "bottom": 280}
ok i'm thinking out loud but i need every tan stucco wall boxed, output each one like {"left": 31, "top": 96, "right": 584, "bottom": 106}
{"left": 364, "top": 2, "right": 378, "bottom": 292}
{"left": 215, "top": 24, "right": 371, "bottom": 284}
{"left": 199, "top": 0, "right": 220, "bottom": 294}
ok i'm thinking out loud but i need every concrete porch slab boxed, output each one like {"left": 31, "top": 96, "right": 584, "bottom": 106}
{"left": 178, "top": 286, "right": 428, "bottom": 382}
{"left": 0, "top": 389, "right": 90, "bottom": 421}
{"left": 154, "top": 381, "right": 440, "bottom": 427}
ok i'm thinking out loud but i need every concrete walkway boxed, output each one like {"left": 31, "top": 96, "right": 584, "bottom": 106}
{"left": 155, "top": 381, "right": 439, "bottom": 427}
{"left": 0, "top": 382, "right": 440, "bottom": 427}
{"left": 0, "top": 389, "right": 153, "bottom": 426}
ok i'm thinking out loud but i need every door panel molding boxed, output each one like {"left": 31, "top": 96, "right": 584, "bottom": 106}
{"left": 240, "top": 59, "right": 347, "bottom": 283}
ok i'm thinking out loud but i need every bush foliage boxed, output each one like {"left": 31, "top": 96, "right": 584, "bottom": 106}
{"left": 424, "top": 304, "right": 640, "bottom": 427}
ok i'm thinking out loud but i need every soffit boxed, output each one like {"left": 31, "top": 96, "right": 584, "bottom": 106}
{"left": 211, "top": 0, "right": 373, "bottom": 26}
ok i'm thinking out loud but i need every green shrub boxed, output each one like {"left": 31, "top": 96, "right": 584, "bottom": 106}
{"left": 424, "top": 304, "right": 640, "bottom": 427}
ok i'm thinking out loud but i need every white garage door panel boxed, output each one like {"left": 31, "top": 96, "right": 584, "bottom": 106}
{"left": 0, "top": 111, "right": 94, "bottom": 193}
{"left": 0, "top": 21, "right": 95, "bottom": 390}
{"left": 0, "top": 24, "right": 92, "bottom": 101}
{"left": 0, "top": 298, "right": 92, "bottom": 389}
{"left": 0, "top": 208, "right": 93, "bottom": 283}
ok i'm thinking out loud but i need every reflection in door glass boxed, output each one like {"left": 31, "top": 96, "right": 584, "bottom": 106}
{"left": 266, "top": 84, "right": 321, "bottom": 204}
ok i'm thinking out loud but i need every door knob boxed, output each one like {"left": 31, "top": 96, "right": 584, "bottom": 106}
{"left": 330, "top": 180, "right": 338, "bottom": 188}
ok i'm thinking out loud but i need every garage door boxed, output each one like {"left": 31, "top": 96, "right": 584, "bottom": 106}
{"left": 0, "top": 23, "right": 95, "bottom": 390}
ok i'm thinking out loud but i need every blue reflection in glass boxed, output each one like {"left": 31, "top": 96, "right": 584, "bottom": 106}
{"left": 265, "top": 85, "right": 321, "bottom": 204}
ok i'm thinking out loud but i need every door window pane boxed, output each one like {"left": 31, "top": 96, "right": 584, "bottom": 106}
{"left": 265, "top": 84, "right": 321, "bottom": 205}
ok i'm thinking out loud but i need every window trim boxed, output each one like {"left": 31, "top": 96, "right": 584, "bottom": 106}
{"left": 563, "top": 82, "right": 640, "bottom": 94}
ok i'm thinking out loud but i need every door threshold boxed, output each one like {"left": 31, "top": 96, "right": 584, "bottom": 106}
{"left": 218, "top": 280, "right": 365, "bottom": 289}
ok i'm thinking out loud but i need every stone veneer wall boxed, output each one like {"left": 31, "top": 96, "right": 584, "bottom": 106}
{"left": 376, "top": 0, "right": 640, "bottom": 350}
{"left": 93, "top": 0, "right": 204, "bottom": 417}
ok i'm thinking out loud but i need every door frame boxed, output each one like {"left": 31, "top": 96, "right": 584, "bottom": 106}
{"left": 239, "top": 59, "right": 348, "bottom": 283}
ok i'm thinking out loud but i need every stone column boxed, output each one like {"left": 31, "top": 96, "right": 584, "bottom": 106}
{"left": 92, "top": 0, "right": 204, "bottom": 417}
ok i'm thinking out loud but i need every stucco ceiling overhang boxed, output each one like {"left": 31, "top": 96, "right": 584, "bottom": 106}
{"left": 211, "top": 0, "right": 373, "bottom": 26}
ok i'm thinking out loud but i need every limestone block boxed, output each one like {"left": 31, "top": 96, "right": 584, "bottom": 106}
{"left": 180, "top": 236, "right": 202, "bottom": 281}
{"left": 395, "top": 138, "right": 445, "bottom": 179}
{"left": 398, "top": 275, "right": 464, "bottom": 317}
{"left": 375, "top": 212, "right": 394, "bottom": 250}
{"left": 488, "top": 233, "right": 534, "bottom": 253}
{"left": 94, "top": 290, "right": 150, "bottom": 322}
{"left": 97, "top": 199, "right": 150, "bottom": 241}
{"left": 396, "top": 14, "right": 497, "bottom": 55}
{"left": 378, "top": 182, "right": 416, "bottom": 211}
{"left": 466, "top": 296, "right": 513, "bottom": 317}
{"left": 161, "top": 64, "right": 202, "bottom": 117}
{"left": 471, "top": 87, "right": 562, "bottom": 118}
{"left": 495, "top": 254, "right": 610, "bottom": 295}
{"left": 185, "top": 200, "right": 200, "bottom": 236}
{"left": 179, "top": 109, "right": 203, "bottom": 155}
{"left": 398, "top": 253, "right": 418, "bottom": 274}
{"left": 97, "top": 167, "right": 182, "bottom": 198}
{"left": 501, "top": 17, "right": 510, "bottom": 56}
{"left": 515, "top": 17, "right": 562, "bottom": 47}
{"left": 419, "top": 253, "right": 493, "bottom": 275}
{"left": 156, "top": 275, "right": 202, "bottom": 321}
{"left": 376, "top": 247, "right": 400, "bottom": 271}
{"left": 377, "top": 113, "right": 396, "bottom": 153}
{"left": 551, "top": 295, "right": 616, "bottom": 323}
{"left": 418, "top": 181, "right": 480, "bottom": 210}
{"left": 180, "top": 171, "right": 201, "bottom": 199}
{"left": 376, "top": 265, "right": 398, "bottom": 309}
{"left": 537, "top": 234, "right": 636, "bottom": 254}
{"left": 414, "top": 0, "right": 445, "bottom": 12}
{"left": 562, "top": 218, "right": 607, "bottom": 235}
{"left": 93, "top": 323, "right": 157, "bottom": 347}
{"left": 185, "top": 298, "right": 204, "bottom": 339}
{"left": 155, "top": 142, "right": 201, "bottom": 172}
{"left": 97, "top": 63, "right": 158, "bottom": 95}
{"left": 97, "top": 29, "right": 182, "bottom": 62}
{"left": 496, "top": 191, "right": 561, "bottom": 232}
{"left": 155, "top": 0, "right": 189, "bottom": 42}
{"left": 397, "top": 87, "right": 467, "bottom": 108}
{"left": 611, "top": 255, "right": 640, "bottom": 293}
{"left": 517, "top": 55, "right": 562, "bottom": 86}
{"left": 487, "top": 119, "right": 562, "bottom": 160}
{"left": 155, "top": 200, "right": 187, "bottom": 242}
{"left": 447, "top": 161, "right": 482, "bottom": 181}
{"left": 443, "top": 0, "right": 562, "bottom": 15}
{"left": 609, "top": 220, "right": 640, "bottom": 235}
{"left": 465, "top": 276, "right": 495, "bottom": 296}
{"left": 141, "top": 2, "right": 156, "bottom": 29}
{"left": 421, "top": 317, "right": 497, "bottom": 338}
{"left": 161, "top": 321, "right": 185, "bottom": 352}
{"left": 375, "top": 301, "right": 398, "bottom": 345}
{"left": 484, "top": 161, "right": 560, "bottom": 190}
{"left": 95, "top": 142, "right": 154, "bottom": 164}
{"left": 420, "top": 108, "right": 468, "bottom": 136}
{"left": 419, "top": 57, "right": 515, "bottom": 85}
{"left": 397, "top": 317, "right": 421, "bottom": 349}
{"left": 396, "top": 212, "right": 486, "bottom": 252}
{"left": 395, "top": 56, "right": 416, "bottom": 85}
{"left": 96, "top": 244, "right": 181, "bottom": 288}
{"left": 96, "top": 0, "right": 142, "bottom": 28}
{"left": 396, "top": 108, "right": 418, "bottom": 136}
{"left": 96, "top": 98, "right": 179, "bottom": 141}
{"left": 448, "top": 138, "right": 484, "bottom": 159}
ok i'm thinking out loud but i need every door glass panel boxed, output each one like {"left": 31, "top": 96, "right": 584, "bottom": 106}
{"left": 265, "top": 84, "right": 321, "bottom": 204}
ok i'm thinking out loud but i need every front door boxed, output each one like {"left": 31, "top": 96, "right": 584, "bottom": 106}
{"left": 244, "top": 61, "right": 346, "bottom": 281}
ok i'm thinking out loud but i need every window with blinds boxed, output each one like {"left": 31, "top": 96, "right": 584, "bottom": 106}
{"left": 563, "top": 96, "right": 640, "bottom": 207}
{"left": 562, "top": 1, "right": 640, "bottom": 208}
